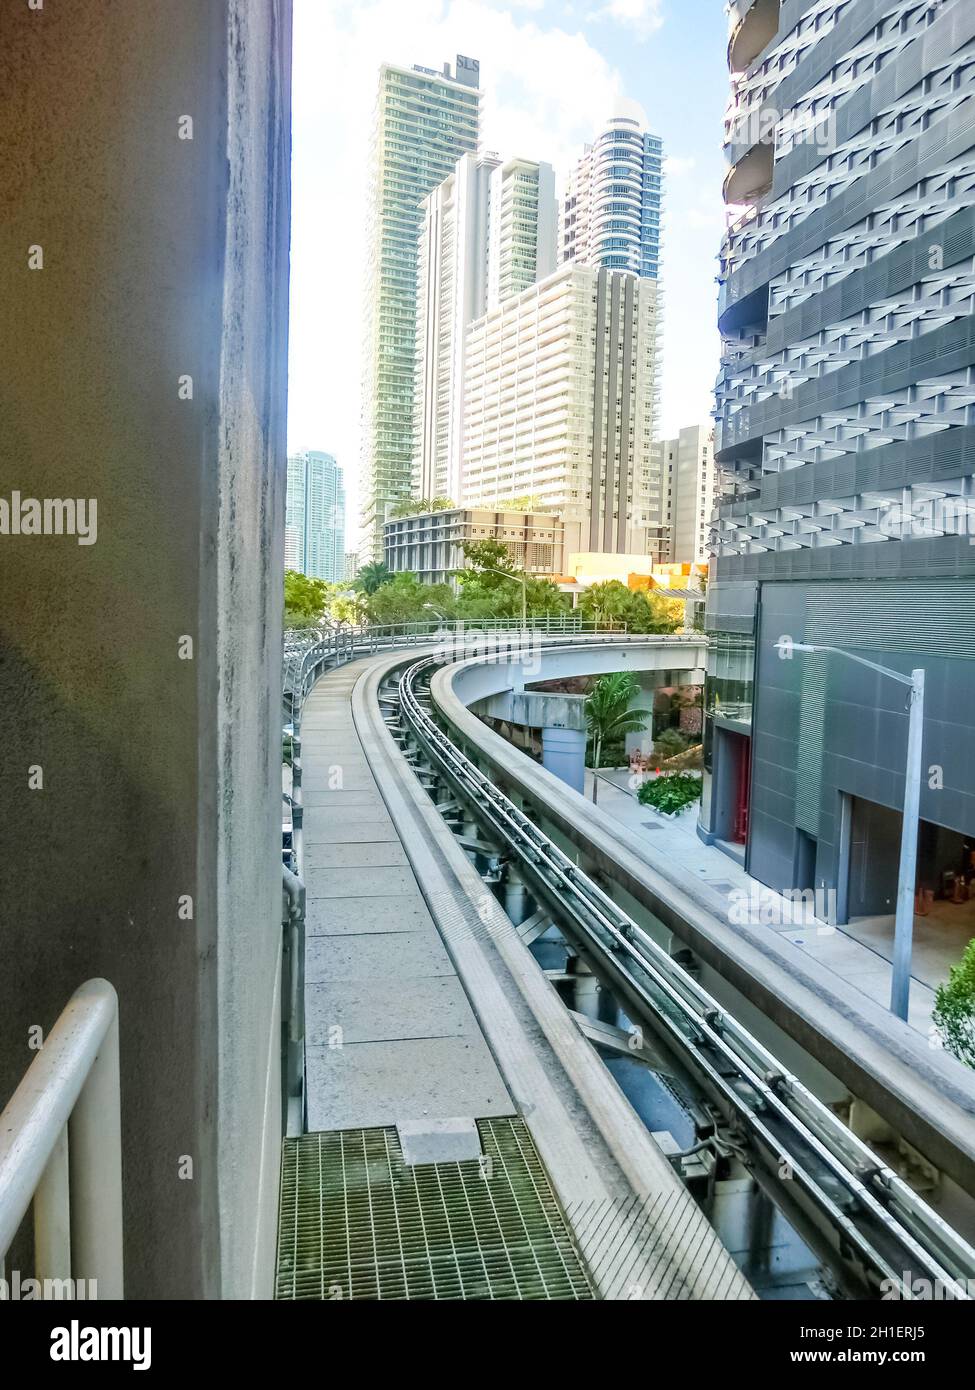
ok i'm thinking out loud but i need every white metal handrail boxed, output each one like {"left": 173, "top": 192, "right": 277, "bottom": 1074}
{"left": 0, "top": 979, "right": 123, "bottom": 1298}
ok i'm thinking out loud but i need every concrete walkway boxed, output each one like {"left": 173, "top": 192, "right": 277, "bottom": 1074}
{"left": 299, "top": 659, "right": 512, "bottom": 1133}
{"left": 586, "top": 767, "right": 942, "bottom": 1039}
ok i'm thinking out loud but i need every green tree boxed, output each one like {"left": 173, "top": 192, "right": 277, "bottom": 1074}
{"left": 354, "top": 560, "right": 393, "bottom": 596}
{"left": 283, "top": 570, "right": 328, "bottom": 628}
{"left": 584, "top": 672, "right": 652, "bottom": 803}
{"left": 455, "top": 540, "right": 569, "bottom": 621}
{"left": 366, "top": 573, "right": 456, "bottom": 626}
{"left": 933, "top": 939, "right": 975, "bottom": 1069}
{"left": 577, "top": 581, "right": 683, "bottom": 634}
{"left": 389, "top": 496, "right": 454, "bottom": 519}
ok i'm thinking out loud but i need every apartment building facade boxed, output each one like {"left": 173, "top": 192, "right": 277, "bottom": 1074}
{"left": 704, "top": 0, "right": 975, "bottom": 936}
{"left": 359, "top": 57, "right": 481, "bottom": 561}
{"left": 560, "top": 115, "right": 663, "bottom": 280}
{"left": 413, "top": 152, "right": 556, "bottom": 506}
{"left": 462, "top": 263, "right": 663, "bottom": 554}
{"left": 659, "top": 423, "right": 719, "bottom": 565}
{"left": 383, "top": 506, "right": 580, "bottom": 586}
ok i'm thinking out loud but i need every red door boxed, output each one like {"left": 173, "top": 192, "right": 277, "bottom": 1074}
{"left": 733, "top": 734, "right": 751, "bottom": 844}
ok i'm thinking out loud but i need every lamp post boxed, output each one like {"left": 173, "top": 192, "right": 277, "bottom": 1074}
{"left": 479, "top": 567, "right": 528, "bottom": 629}
{"left": 422, "top": 602, "right": 450, "bottom": 632}
{"left": 775, "top": 638, "right": 924, "bottom": 1022}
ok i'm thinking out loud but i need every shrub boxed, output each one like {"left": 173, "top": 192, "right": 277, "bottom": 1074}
{"left": 933, "top": 939, "right": 975, "bottom": 1069}
{"left": 653, "top": 728, "right": 689, "bottom": 761}
{"left": 637, "top": 771, "right": 702, "bottom": 817}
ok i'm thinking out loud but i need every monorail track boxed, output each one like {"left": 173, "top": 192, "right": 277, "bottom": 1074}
{"left": 388, "top": 652, "right": 975, "bottom": 1302}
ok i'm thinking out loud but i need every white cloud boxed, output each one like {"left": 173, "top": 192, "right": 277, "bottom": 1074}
{"left": 587, "top": 0, "right": 665, "bottom": 41}
{"left": 663, "top": 154, "right": 695, "bottom": 176}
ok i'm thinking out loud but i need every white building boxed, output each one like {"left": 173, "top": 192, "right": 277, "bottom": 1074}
{"left": 487, "top": 157, "right": 556, "bottom": 310}
{"left": 461, "top": 264, "right": 663, "bottom": 554}
{"left": 560, "top": 115, "right": 663, "bottom": 280}
{"left": 358, "top": 57, "right": 481, "bottom": 561}
{"left": 658, "top": 424, "right": 718, "bottom": 565}
{"left": 413, "top": 152, "right": 556, "bottom": 506}
{"left": 285, "top": 450, "right": 345, "bottom": 582}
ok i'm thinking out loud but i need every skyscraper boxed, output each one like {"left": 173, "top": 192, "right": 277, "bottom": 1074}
{"left": 462, "top": 264, "right": 663, "bottom": 554}
{"left": 487, "top": 157, "right": 557, "bottom": 309}
{"left": 413, "top": 151, "right": 556, "bottom": 503}
{"left": 704, "top": 0, "right": 975, "bottom": 935}
{"left": 660, "top": 424, "right": 719, "bottom": 565}
{"left": 359, "top": 56, "right": 481, "bottom": 561}
{"left": 560, "top": 115, "right": 663, "bottom": 280}
{"left": 285, "top": 450, "right": 345, "bottom": 583}
{"left": 413, "top": 152, "right": 499, "bottom": 505}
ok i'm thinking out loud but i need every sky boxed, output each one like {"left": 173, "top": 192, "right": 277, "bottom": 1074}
{"left": 288, "top": 0, "right": 730, "bottom": 545}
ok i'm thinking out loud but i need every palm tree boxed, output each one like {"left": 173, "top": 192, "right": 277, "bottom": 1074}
{"left": 354, "top": 561, "right": 392, "bottom": 596}
{"left": 585, "top": 672, "right": 652, "bottom": 804}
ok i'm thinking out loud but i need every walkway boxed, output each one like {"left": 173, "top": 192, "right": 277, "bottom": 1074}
{"left": 299, "top": 658, "right": 512, "bottom": 1132}
{"left": 587, "top": 768, "right": 940, "bottom": 1038}
{"left": 276, "top": 652, "right": 753, "bottom": 1301}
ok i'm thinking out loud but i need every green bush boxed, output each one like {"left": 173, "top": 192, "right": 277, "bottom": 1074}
{"left": 637, "top": 772, "right": 702, "bottom": 816}
{"left": 933, "top": 939, "right": 975, "bottom": 1069}
{"left": 653, "top": 728, "right": 689, "bottom": 761}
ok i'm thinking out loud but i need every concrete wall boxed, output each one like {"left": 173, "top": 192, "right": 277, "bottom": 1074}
{"left": 0, "top": 0, "right": 292, "bottom": 1298}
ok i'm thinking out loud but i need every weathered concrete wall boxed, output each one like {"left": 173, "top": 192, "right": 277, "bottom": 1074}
{"left": 0, "top": 0, "right": 292, "bottom": 1298}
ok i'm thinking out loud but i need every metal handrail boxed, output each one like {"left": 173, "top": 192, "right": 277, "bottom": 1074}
{"left": 0, "top": 979, "right": 123, "bottom": 1298}
{"left": 281, "top": 866, "right": 305, "bottom": 1138}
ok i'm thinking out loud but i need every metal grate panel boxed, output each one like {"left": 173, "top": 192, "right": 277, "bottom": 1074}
{"left": 275, "top": 1117, "right": 594, "bottom": 1301}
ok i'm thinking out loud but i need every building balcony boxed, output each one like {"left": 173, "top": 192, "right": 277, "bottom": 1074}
{"left": 727, "top": 0, "right": 780, "bottom": 74}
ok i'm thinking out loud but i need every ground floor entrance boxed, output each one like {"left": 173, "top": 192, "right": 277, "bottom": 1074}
{"left": 843, "top": 794, "right": 975, "bottom": 989}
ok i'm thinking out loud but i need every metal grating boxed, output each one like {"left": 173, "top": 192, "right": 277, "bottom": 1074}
{"left": 275, "top": 1117, "right": 594, "bottom": 1301}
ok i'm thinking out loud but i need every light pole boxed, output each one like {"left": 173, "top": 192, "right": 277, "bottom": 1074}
{"left": 775, "top": 638, "right": 925, "bottom": 1022}
{"left": 479, "top": 567, "right": 528, "bottom": 629}
{"left": 422, "top": 602, "right": 450, "bottom": 632}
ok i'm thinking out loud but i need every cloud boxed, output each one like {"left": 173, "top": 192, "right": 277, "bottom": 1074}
{"left": 663, "top": 154, "right": 695, "bottom": 177}
{"left": 587, "top": 0, "right": 665, "bottom": 40}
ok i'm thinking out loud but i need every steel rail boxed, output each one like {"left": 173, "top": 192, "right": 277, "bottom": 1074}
{"left": 396, "top": 652, "right": 975, "bottom": 1300}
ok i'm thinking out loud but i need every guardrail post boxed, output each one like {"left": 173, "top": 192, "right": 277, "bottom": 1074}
{"left": 68, "top": 1004, "right": 123, "bottom": 1298}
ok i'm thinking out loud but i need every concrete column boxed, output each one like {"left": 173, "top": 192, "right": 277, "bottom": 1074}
{"left": 0, "top": 1, "right": 292, "bottom": 1298}
{"left": 542, "top": 725, "right": 587, "bottom": 795}
{"left": 503, "top": 867, "right": 531, "bottom": 926}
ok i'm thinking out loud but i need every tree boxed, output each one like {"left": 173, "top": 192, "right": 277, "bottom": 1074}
{"left": 494, "top": 494, "right": 540, "bottom": 511}
{"left": 283, "top": 570, "right": 328, "bottom": 627}
{"left": 577, "top": 580, "right": 683, "bottom": 634}
{"left": 933, "top": 939, "right": 975, "bottom": 1069}
{"left": 389, "top": 496, "right": 454, "bottom": 519}
{"left": 455, "top": 539, "right": 569, "bottom": 621}
{"left": 366, "top": 573, "right": 456, "bottom": 626}
{"left": 354, "top": 560, "right": 392, "bottom": 596}
{"left": 584, "top": 672, "right": 652, "bottom": 803}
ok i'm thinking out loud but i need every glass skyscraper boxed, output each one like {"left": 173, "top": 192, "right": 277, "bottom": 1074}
{"left": 285, "top": 450, "right": 345, "bottom": 582}
{"left": 358, "top": 56, "right": 481, "bottom": 561}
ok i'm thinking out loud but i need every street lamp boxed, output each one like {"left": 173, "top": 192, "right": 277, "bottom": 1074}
{"left": 775, "top": 638, "right": 925, "bottom": 1022}
{"left": 422, "top": 602, "right": 450, "bottom": 630}
{"left": 478, "top": 567, "right": 528, "bottom": 629}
